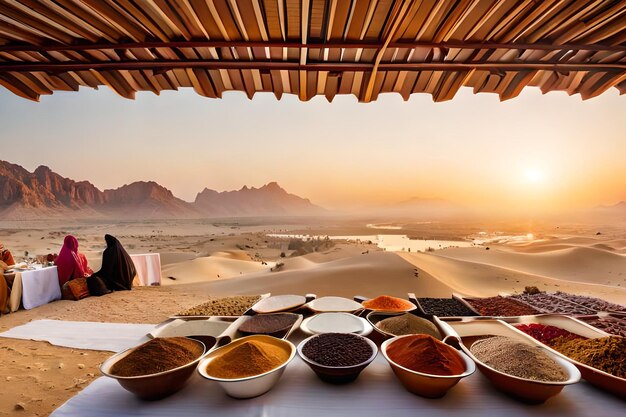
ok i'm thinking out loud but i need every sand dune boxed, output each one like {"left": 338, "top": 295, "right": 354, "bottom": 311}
{"left": 431, "top": 245, "right": 626, "bottom": 287}
{"left": 161, "top": 255, "right": 271, "bottom": 285}
{"left": 172, "top": 251, "right": 440, "bottom": 298}
{"left": 399, "top": 251, "right": 626, "bottom": 303}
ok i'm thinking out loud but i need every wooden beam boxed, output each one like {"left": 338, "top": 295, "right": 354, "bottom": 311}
{"left": 1, "top": 40, "right": 625, "bottom": 53}
{"left": 1, "top": 59, "right": 624, "bottom": 72}
{"left": 362, "top": 0, "right": 413, "bottom": 103}
{"left": 299, "top": 0, "right": 310, "bottom": 101}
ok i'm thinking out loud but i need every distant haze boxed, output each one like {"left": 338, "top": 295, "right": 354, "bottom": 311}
{"left": 0, "top": 86, "right": 624, "bottom": 215}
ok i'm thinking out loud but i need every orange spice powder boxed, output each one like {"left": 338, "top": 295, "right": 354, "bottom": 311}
{"left": 363, "top": 295, "right": 414, "bottom": 311}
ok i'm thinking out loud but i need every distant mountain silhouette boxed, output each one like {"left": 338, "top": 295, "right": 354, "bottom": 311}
{"left": 195, "top": 182, "right": 324, "bottom": 216}
{"left": 0, "top": 160, "right": 325, "bottom": 219}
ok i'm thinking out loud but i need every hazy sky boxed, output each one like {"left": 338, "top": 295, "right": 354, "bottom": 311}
{"left": 0, "top": 85, "right": 624, "bottom": 212}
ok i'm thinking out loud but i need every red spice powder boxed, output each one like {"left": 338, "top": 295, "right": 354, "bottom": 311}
{"left": 515, "top": 323, "right": 586, "bottom": 346}
{"left": 363, "top": 295, "right": 414, "bottom": 311}
{"left": 387, "top": 334, "right": 465, "bottom": 376}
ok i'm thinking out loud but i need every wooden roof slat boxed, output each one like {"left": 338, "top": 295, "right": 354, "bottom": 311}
{"left": 14, "top": 0, "right": 101, "bottom": 42}
{"left": 0, "top": 3, "right": 74, "bottom": 44}
{"left": 53, "top": 0, "right": 125, "bottom": 42}
{"left": 0, "top": 0, "right": 623, "bottom": 102}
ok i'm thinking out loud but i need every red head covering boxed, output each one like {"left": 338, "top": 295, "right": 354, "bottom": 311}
{"left": 55, "top": 235, "right": 87, "bottom": 286}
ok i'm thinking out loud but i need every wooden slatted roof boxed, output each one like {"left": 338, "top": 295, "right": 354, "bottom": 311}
{"left": 0, "top": 0, "right": 625, "bottom": 102}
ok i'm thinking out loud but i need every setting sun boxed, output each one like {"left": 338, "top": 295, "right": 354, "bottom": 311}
{"left": 524, "top": 167, "right": 545, "bottom": 184}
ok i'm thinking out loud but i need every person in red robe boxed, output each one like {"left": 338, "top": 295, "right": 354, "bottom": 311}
{"left": 54, "top": 235, "right": 93, "bottom": 287}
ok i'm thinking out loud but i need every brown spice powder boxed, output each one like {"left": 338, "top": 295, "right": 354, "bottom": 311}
{"left": 110, "top": 337, "right": 202, "bottom": 377}
{"left": 551, "top": 336, "right": 626, "bottom": 378}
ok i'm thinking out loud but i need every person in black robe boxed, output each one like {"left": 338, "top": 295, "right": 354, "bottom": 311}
{"left": 89, "top": 235, "right": 136, "bottom": 294}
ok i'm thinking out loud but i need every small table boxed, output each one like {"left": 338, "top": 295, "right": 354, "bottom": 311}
{"left": 130, "top": 253, "right": 162, "bottom": 286}
{"left": 9, "top": 266, "right": 61, "bottom": 311}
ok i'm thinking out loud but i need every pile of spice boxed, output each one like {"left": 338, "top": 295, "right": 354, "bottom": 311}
{"left": 554, "top": 292, "right": 626, "bottom": 313}
{"left": 205, "top": 340, "right": 289, "bottom": 379}
{"left": 178, "top": 295, "right": 261, "bottom": 316}
{"left": 549, "top": 336, "right": 626, "bottom": 378}
{"left": 578, "top": 316, "right": 626, "bottom": 337}
{"left": 465, "top": 296, "right": 540, "bottom": 316}
{"left": 386, "top": 334, "right": 465, "bottom": 376}
{"left": 515, "top": 323, "right": 586, "bottom": 346}
{"left": 302, "top": 333, "right": 373, "bottom": 367}
{"left": 417, "top": 297, "right": 478, "bottom": 317}
{"left": 362, "top": 295, "right": 414, "bottom": 312}
{"left": 110, "top": 337, "right": 202, "bottom": 377}
{"left": 238, "top": 313, "right": 299, "bottom": 335}
{"left": 509, "top": 293, "right": 595, "bottom": 315}
{"left": 470, "top": 336, "right": 568, "bottom": 382}
{"left": 376, "top": 314, "right": 442, "bottom": 339}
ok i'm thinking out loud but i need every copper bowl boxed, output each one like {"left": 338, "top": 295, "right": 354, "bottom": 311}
{"left": 100, "top": 337, "right": 207, "bottom": 400}
{"left": 381, "top": 335, "right": 475, "bottom": 398}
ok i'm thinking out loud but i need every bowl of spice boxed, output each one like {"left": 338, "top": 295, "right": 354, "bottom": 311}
{"left": 298, "top": 332, "right": 378, "bottom": 384}
{"left": 236, "top": 313, "right": 302, "bottom": 338}
{"left": 361, "top": 295, "right": 416, "bottom": 313}
{"left": 381, "top": 334, "right": 474, "bottom": 398}
{"left": 100, "top": 337, "right": 207, "bottom": 400}
{"left": 367, "top": 311, "right": 442, "bottom": 340}
{"left": 467, "top": 335, "right": 580, "bottom": 403}
{"left": 300, "top": 312, "right": 373, "bottom": 336}
{"left": 198, "top": 335, "right": 296, "bottom": 398}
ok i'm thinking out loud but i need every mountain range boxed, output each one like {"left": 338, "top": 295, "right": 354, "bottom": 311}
{"left": 0, "top": 161, "right": 325, "bottom": 219}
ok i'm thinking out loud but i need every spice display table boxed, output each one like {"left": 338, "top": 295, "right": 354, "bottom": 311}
{"left": 50, "top": 343, "right": 624, "bottom": 417}
{"left": 130, "top": 253, "right": 162, "bottom": 286}
{"left": 9, "top": 266, "right": 61, "bottom": 311}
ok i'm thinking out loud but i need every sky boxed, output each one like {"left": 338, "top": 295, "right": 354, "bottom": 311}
{"left": 0, "top": 85, "right": 624, "bottom": 213}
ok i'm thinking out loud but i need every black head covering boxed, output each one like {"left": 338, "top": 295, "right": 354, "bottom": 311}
{"left": 97, "top": 234, "right": 136, "bottom": 291}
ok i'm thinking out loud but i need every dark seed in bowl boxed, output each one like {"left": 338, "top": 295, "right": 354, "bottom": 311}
{"left": 302, "top": 333, "right": 373, "bottom": 367}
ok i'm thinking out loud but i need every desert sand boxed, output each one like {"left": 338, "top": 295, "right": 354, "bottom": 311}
{"left": 1, "top": 219, "right": 625, "bottom": 416}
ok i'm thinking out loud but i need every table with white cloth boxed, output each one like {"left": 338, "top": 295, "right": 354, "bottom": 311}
{"left": 50, "top": 349, "right": 624, "bottom": 417}
{"left": 130, "top": 253, "right": 162, "bottom": 286}
{"left": 9, "top": 266, "right": 61, "bottom": 311}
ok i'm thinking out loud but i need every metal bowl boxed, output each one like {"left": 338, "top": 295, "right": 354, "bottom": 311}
{"left": 197, "top": 335, "right": 296, "bottom": 399}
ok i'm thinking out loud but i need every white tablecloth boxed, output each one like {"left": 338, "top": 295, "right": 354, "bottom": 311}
{"left": 50, "top": 353, "right": 624, "bottom": 417}
{"left": 130, "top": 253, "right": 161, "bottom": 286}
{"left": 13, "top": 266, "right": 61, "bottom": 310}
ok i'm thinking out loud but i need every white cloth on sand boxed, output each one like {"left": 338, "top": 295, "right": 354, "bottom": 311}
{"left": 19, "top": 266, "right": 61, "bottom": 310}
{"left": 0, "top": 320, "right": 154, "bottom": 352}
{"left": 50, "top": 353, "right": 624, "bottom": 417}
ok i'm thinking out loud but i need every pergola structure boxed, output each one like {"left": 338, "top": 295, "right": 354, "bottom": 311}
{"left": 0, "top": 0, "right": 625, "bottom": 102}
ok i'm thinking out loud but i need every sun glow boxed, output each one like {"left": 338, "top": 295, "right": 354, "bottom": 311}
{"left": 524, "top": 167, "right": 545, "bottom": 184}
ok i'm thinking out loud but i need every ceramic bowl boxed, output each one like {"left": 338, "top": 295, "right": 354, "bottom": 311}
{"left": 297, "top": 333, "right": 378, "bottom": 384}
{"left": 197, "top": 335, "right": 296, "bottom": 399}
{"left": 381, "top": 335, "right": 475, "bottom": 398}
{"left": 100, "top": 337, "right": 206, "bottom": 400}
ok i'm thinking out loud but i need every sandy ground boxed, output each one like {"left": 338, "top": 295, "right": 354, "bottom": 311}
{"left": 1, "top": 220, "right": 625, "bottom": 416}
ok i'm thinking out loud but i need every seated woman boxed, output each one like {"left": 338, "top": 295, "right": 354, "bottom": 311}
{"left": 55, "top": 235, "right": 93, "bottom": 287}
{"left": 0, "top": 241, "right": 15, "bottom": 267}
{"left": 91, "top": 235, "right": 136, "bottom": 292}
